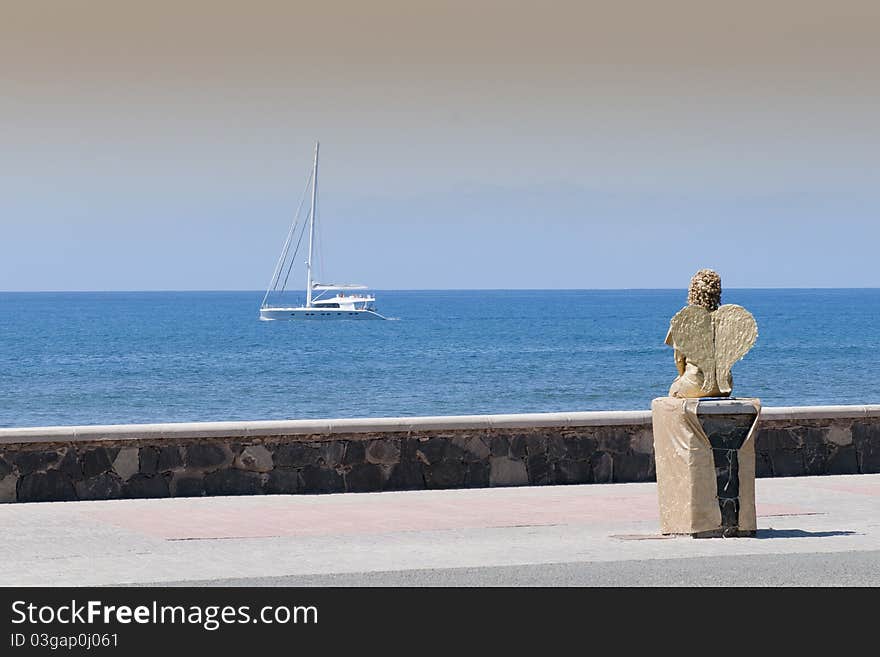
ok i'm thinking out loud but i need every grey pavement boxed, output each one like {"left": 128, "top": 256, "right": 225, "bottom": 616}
{"left": 155, "top": 550, "right": 880, "bottom": 587}
{"left": 1, "top": 474, "right": 878, "bottom": 587}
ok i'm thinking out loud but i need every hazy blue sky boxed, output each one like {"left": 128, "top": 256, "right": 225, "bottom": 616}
{"left": 2, "top": 1, "right": 878, "bottom": 290}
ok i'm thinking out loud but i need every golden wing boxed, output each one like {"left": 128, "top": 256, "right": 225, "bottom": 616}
{"left": 668, "top": 305, "right": 716, "bottom": 395}
{"left": 712, "top": 304, "right": 758, "bottom": 394}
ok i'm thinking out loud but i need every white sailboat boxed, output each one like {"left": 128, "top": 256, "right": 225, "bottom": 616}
{"left": 260, "top": 142, "right": 387, "bottom": 320}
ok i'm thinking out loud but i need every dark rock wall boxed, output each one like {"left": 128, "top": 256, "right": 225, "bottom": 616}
{"left": 0, "top": 417, "right": 877, "bottom": 503}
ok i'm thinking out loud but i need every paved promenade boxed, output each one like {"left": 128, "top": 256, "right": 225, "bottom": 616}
{"left": 1, "top": 474, "right": 878, "bottom": 586}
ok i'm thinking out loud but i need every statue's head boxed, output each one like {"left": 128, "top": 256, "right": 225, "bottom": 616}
{"left": 687, "top": 269, "right": 722, "bottom": 311}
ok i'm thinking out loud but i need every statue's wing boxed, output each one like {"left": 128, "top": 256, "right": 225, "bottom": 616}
{"left": 713, "top": 304, "right": 758, "bottom": 394}
{"left": 668, "top": 305, "right": 716, "bottom": 395}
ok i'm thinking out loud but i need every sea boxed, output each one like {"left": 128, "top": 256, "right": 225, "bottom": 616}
{"left": 1, "top": 289, "right": 878, "bottom": 428}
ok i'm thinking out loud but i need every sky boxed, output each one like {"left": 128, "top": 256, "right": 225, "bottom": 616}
{"left": 1, "top": 0, "right": 878, "bottom": 290}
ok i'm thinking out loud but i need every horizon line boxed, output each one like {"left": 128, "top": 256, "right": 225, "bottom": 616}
{"left": 3, "top": 286, "right": 880, "bottom": 294}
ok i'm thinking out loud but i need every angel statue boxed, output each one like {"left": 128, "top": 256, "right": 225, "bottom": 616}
{"left": 664, "top": 269, "right": 758, "bottom": 398}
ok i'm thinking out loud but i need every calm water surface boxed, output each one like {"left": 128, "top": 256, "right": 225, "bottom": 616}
{"left": 1, "top": 289, "right": 878, "bottom": 427}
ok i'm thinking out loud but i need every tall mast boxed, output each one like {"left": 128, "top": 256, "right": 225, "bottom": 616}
{"left": 305, "top": 140, "right": 319, "bottom": 308}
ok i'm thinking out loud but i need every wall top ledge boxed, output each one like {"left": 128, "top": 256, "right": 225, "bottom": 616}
{"left": 762, "top": 404, "right": 880, "bottom": 420}
{"left": 1, "top": 404, "right": 878, "bottom": 445}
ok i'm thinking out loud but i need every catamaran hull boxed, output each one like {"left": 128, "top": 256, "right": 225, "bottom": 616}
{"left": 260, "top": 308, "right": 387, "bottom": 321}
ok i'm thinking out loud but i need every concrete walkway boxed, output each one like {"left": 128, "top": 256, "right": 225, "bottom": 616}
{"left": 2, "top": 474, "right": 878, "bottom": 586}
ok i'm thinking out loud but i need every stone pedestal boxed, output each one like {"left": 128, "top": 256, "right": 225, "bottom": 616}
{"left": 651, "top": 397, "right": 761, "bottom": 538}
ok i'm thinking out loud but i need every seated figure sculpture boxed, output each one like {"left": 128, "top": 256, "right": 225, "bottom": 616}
{"left": 665, "top": 269, "right": 758, "bottom": 398}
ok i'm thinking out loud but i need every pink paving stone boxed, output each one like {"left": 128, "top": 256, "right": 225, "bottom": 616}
{"left": 76, "top": 490, "right": 810, "bottom": 540}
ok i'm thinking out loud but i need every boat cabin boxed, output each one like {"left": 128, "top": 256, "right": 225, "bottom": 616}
{"left": 311, "top": 293, "right": 377, "bottom": 312}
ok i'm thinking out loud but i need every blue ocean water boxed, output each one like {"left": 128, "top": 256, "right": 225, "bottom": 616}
{"left": 1, "top": 290, "right": 878, "bottom": 428}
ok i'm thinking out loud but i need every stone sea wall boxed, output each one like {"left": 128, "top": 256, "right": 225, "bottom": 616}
{"left": 0, "top": 406, "right": 878, "bottom": 503}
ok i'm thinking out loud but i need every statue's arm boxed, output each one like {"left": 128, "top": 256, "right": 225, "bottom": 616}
{"left": 665, "top": 326, "right": 686, "bottom": 375}
{"left": 673, "top": 348, "right": 687, "bottom": 375}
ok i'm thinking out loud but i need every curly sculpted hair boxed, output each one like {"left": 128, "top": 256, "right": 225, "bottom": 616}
{"left": 687, "top": 269, "right": 722, "bottom": 311}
